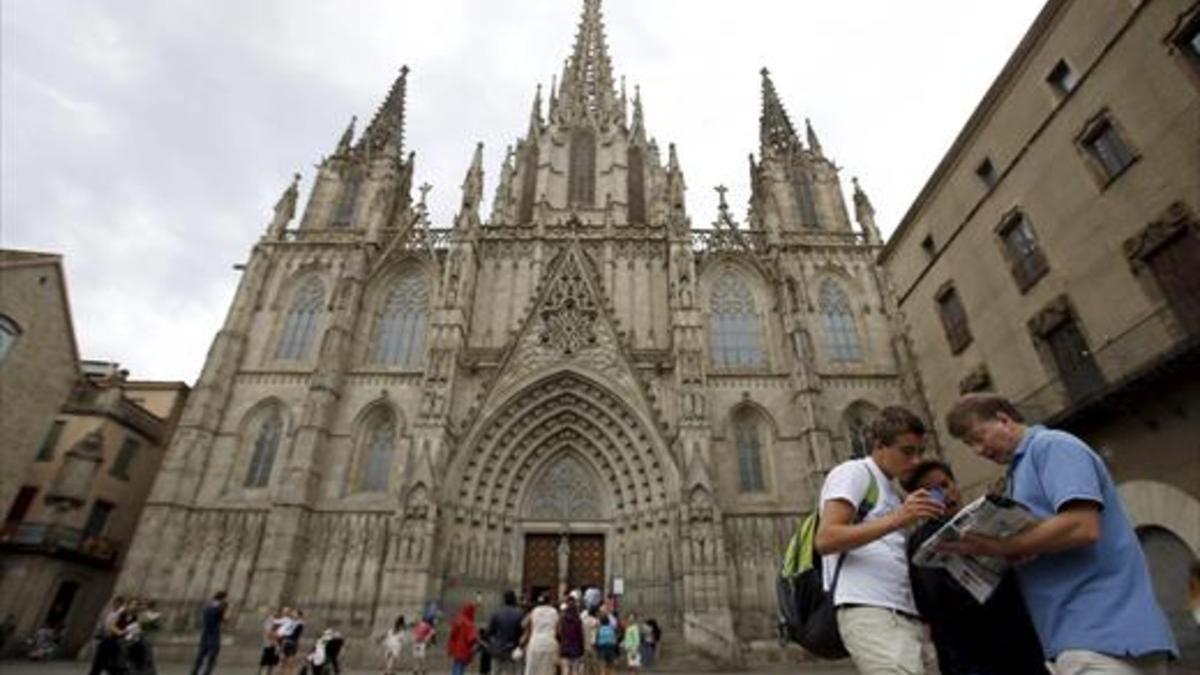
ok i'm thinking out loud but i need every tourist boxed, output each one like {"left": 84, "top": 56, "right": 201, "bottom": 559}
{"left": 522, "top": 592, "right": 559, "bottom": 675}
{"left": 411, "top": 613, "right": 436, "bottom": 675}
{"left": 814, "top": 405, "right": 943, "bottom": 674}
{"left": 943, "top": 394, "right": 1178, "bottom": 675}
{"left": 258, "top": 607, "right": 282, "bottom": 675}
{"left": 87, "top": 595, "right": 127, "bottom": 675}
{"left": 487, "top": 590, "right": 525, "bottom": 675}
{"left": 381, "top": 615, "right": 409, "bottom": 675}
{"left": 476, "top": 627, "right": 493, "bottom": 675}
{"left": 593, "top": 610, "right": 619, "bottom": 675}
{"left": 639, "top": 618, "right": 659, "bottom": 670}
{"left": 620, "top": 612, "right": 641, "bottom": 672}
{"left": 448, "top": 602, "right": 479, "bottom": 675}
{"left": 581, "top": 607, "right": 600, "bottom": 675}
{"left": 189, "top": 591, "right": 228, "bottom": 675}
{"left": 903, "top": 459, "right": 1046, "bottom": 674}
{"left": 557, "top": 594, "right": 585, "bottom": 675}
{"left": 277, "top": 607, "right": 306, "bottom": 675}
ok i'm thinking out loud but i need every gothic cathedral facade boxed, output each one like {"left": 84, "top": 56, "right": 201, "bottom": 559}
{"left": 116, "top": 0, "right": 926, "bottom": 661}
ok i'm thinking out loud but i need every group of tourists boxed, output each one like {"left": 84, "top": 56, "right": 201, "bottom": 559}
{"left": 256, "top": 605, "right": 344, "bottom": 675}
{"left": 379, "top": 589, "right": 659, "bottom": 675}
{"left": 86, "top": 595, "right": 163, "bottom": 675}
{"left": 815, "top": 395, "right": 1180, "bottom": 674}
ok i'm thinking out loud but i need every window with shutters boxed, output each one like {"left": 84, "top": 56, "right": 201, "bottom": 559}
{"left": 109, "top": 436, "right": 140, "bottom": 480}
{"left": 36, "top": 420, "right": 66, "bottom": 462}
{"left": 997, "top": 212, "right": 1049, "bottom": 291}
{"left": 819, "top": 280, "right": 863, "bottom": 362}
{"left": 1028, "top": 296, "right": 1105, "bottom": 403}
{"left": 936, "top": 283, "right": 972, "bottom": 354}
{"left": 1125, "top": 213, "right": 1200, "bottom": 336}
{"left": 276, "top": 277, "right": 324, "bottom": 361}
{"left": 82, "top": 501, "right": 114, "bottom": 540}
{"left": 1078, "top": 114, "right": 1137, "bottom": 185}
{"left": 709, "top": 273, "right": 766, "bottom": 369}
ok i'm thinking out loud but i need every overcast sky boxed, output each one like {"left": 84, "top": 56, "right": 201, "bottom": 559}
{"left": 1, "top": 0, "right": 1044, "bottom": 383}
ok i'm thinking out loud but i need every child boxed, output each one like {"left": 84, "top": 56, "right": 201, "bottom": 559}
{"left": 475, "top": 627, "right": 493, "bottom": 675}
{"left": 411, "top": 616, "right": 436, "bottom": 675}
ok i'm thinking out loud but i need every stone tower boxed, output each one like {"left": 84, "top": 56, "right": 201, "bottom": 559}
{"left": 114, "top": 0, "right": 923, "bottom": 663}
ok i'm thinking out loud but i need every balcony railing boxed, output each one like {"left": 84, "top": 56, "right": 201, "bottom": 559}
{"left": 0, "top": 522, "right": 120, "bottom": 566}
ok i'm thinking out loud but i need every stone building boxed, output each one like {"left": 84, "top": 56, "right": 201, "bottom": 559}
{"left": 0, "top": 362, "right": 188, "bottom": 657}
{"left": 112, "top": 0, "right": 925, "bottom": 662}
{"left": 880, "top": 0, "right": 1200, "bottom": 664}
{"left": 0, "top": 250, "right": 81, "bottom": 518}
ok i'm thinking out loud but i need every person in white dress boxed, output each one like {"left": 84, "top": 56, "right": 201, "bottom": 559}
{"left": 521, "top": 594, "right": 559, "bottom": 675}
{"left": 381, "top": 615, "right": 409, "bottom": 675}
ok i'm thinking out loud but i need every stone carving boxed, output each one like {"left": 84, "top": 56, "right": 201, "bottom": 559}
{"left": 539, "top": 254, "right": 598, "bottom": 355}
{"left": 524, "top": 454, "right": 605, "bottom": 521}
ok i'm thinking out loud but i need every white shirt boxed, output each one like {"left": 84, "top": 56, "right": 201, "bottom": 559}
{"left": 819, "top": 457, "right": 916, "bottom": 615}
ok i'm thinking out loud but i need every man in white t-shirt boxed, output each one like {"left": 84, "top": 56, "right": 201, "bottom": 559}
{"left": 815, "top": 405, "right": 945, "bottom": 674}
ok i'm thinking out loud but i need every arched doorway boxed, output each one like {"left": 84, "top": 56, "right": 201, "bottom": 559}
{"left": 1137, "top": 526, "right": 1200, "bottom": 667}
{"left": 444, "top": 371, "right": 680, "bottom": 619}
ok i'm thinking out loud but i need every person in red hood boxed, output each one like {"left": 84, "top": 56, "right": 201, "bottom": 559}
{"left": 447, "top": 603, "right": 478, "bottom": 675}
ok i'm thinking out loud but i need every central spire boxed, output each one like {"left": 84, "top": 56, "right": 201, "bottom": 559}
{"left": 555, "top": 0, "right": 621, "bottom": 126}
{"left": 759, "top": 68, "right": 802, "bottom": 157}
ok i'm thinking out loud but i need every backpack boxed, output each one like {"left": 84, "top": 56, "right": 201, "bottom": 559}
{"left": 776, "top": 464, "right": 879, "bottom": 659}
{"left": 596, "top": 623, "right": 617, "bottom": 648}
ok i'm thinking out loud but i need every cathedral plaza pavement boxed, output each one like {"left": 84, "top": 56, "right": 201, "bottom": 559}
{"left": 0, "top": 661, "right": 858, "bottom": 675}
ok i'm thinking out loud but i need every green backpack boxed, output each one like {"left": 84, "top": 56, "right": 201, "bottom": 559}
{"left": 777, "top": 465, "right": 879, "bottom": 658}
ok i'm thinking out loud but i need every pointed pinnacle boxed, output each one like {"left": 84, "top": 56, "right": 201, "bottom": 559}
{"left": 852, "top": 176, "right": 874, "bottom": 212}
{"left": 760, "top": 67, "right": 801, "bottom": 157}
{"left": 806, "top": 118, "right": 824, "bottom": 156}
{"left": 336, "top": 115, "right": 357, "bottom": 154}
{"left": 361, "top": 65, "right": 409, "bottom": 153}
{"left": 560, "top": 0, "right": 620, "bottom": 121}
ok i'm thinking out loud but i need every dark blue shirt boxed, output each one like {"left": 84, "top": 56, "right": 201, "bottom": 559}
{"left": 1008, "top": 426, "right": 1177, "bottom": 660}
{"left": 200, "top": 600, "right": 225, "bottom": 641}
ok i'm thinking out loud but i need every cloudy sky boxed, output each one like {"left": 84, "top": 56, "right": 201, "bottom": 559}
{"left": 1, "top": 0, "right": 1044, "bottom": 383}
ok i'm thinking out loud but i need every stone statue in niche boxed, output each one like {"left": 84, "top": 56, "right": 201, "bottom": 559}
{"left": 557, "top": 534, "right": 570, "bottom": 593}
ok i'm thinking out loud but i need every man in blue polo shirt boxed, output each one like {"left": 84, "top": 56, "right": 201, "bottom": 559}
{"left": 943, "top": 394, "right": 1177, "bottom": 675}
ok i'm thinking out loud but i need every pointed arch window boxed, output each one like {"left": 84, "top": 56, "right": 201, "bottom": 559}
{"left": 358, "top": 411, "right": 396, "bottom": 493}
{"left": 733, "top": 409, "right": 767, "bottom": 493}
{"left": 517, "top": 142, "right": 539, "bottom": 224}
{"left": 568, "top": 127, "right": 596, "bottom": 207}
{"left": 710, "top": 273, "right": 766, "bottom": 368}
{"left": 819, "top": 280, "right": 862, "bottom": 362}
{"left": 793, "top": 173, "right": 820, "bottom": 228}
{"left": 626, "top": 145, "right": 646, "bottom": 224}
{"left": 332, "top": 174, "right": 362, "bottom": 227}
{"left": 244, "top": 408, "right": 283, "bottom": 488}
{"left": 371, "top": 273, "right": 429, "bottom": 367}
{"left": 276, "top": 277, "right": 325, "bottom": 361}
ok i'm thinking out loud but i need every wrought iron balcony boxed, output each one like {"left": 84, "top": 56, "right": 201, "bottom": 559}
{"left": 0, "top": 522, "right": 120, "bottom": 566}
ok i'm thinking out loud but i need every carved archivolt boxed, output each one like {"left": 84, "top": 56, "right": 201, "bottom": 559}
{"left": 454, "top": 373, "right": 674, "bottom": 526}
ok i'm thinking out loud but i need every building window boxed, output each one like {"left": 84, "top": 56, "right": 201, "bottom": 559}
{"left": 732, "top": 409, "right": 766, "bottom": 493}
{"left": 109, "top": 436, "right": 140, "bottom": 480}
{"left": 975, "top": 158, "right": 997, "bottom": 187}
{"left": 517, "top": 142, "right": 539, "bottom": 224}
{"left": 936, "top": 283, "right": 972, "bottom": 354}
{"left": 627, "top": 146, "right": 646, "bottom": 224}
{"left": 819, "top": 280, "right": 863, "bottom": 362}
{"left": 81, "top": 500, "right": 114, "bottom": 540}
{"left": 4, "top": 486, "right": 38, "bottom": 525}
{"left": 920, "top": 235, "right": 936, "bottom": 259}
{"left": 1124, "top": 210, "right": 1200, "bottom": 335}
{"left": 568, "top": 128, "right": 596, "bottom": 207}
{"left": 370, "top": 273, "right": 429, "bottom": 368}
{"left": 709, "top": 273, "right": 766, "bottom": 369}
{"left": 1047, "top": 60, "right": 1077, "bottom": 96}
{"left": 1080, "top": 117, "right": 1135, "bottom": 182}
{"left": 998, "top": 212, "right": 1049, "bottom": 291}
{"left": 36, "top": 420, "right": 66, "bottom": 462}
{"left": 1172, "top": 11, "right": 1200, "bottom": 72}
{"left": 276, "top": 277, "right": 324, "bottom": 361}
{"left": 0, "top": 314, "right": 20, "bottom": 364}
{"left": 331, "top": 174, "right": 361, "bottom": 227}
{"left": 1028, "top": 296, "right": 1105, "bottom": 403}
{"left": 793, "top": 173, "right": 821, "bottom": 227}
{"left": 244, "top": 410, "right": 283, "bottom": 488}
{"left": 358, "top": 412, "right": 395, "bottom": 493}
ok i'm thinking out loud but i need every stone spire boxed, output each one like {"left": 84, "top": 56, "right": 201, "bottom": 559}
{"left": 359, "top": 65, "right": 409, "bottom": 155}
{"left": 630, "top": 85, "right": 646, "bottom": 142}
{"left": 335, "top": 116, "right": 356, "bottom": 155}
{"left": 805, "top": 117, "right": 824, "bottom": 157}
{"left": 759, "top": 68, "right": 802, "bottom": 157}
{"left": 555, "top": 0, "right": 621, "bottom": 126}
{"left": 853, "top": 177, "right": 882, "bottom": 245}
{"left": 460, "top": 142, "right": 485, "bottom": 215}
{"left": 528, "top": 84, "right": 543, "bottom": 136}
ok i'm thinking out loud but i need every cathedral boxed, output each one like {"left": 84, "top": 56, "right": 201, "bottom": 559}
{"left": 115, "top": 0, "right": 927, "bottom": 662}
